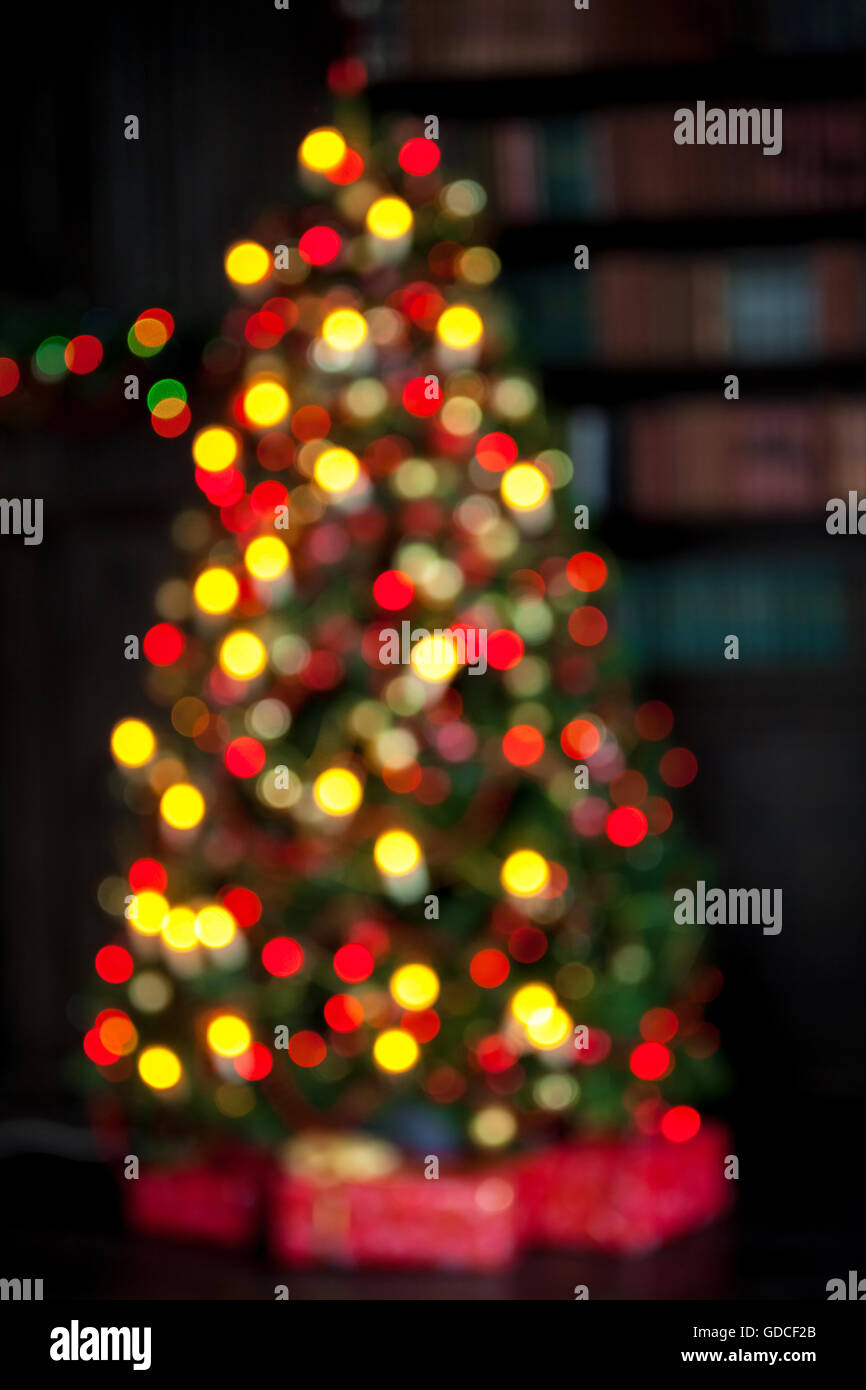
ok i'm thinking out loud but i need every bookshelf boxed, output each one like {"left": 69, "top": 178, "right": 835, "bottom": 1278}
{"left": 362, "top": 4, "right": 866, "bottom": 673}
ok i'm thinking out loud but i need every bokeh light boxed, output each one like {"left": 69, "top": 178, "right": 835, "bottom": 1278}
{"left": 225, "top": 241, "right": 271, "bottom": 285}
{"left": 501, "top": 849, "right": 549, "bottom": 897}
{"left": 374, "top": 830, "right": 421, "bottom": 877}
{"left": 110, "top": 718, "right": 155, "bottom": 768}
{"left": 390, "top": 963, "right": 439, "bottom": 1011}
{"left": 313, "top": 767, "right": 363, "bottom": 816}
{"left": 373, "top": 1028, "right": 419, "bottom": 1073}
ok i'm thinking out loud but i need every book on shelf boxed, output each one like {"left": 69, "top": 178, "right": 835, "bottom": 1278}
{"left": 359, "top": 0, "right": 866, "bottom": 80}
{"left": 443, "top": 101, "right": 866, "bottom": 222}
{"left": 505, "top": 243, "right": 865, "bottom": 363}
{"left": 620, "top": 558, "right": 849, "bottom": 670}
{"left": 568, "top": 398, "right": 866, "bottom": 519}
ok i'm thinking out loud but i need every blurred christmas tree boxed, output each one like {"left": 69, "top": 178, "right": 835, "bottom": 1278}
{"left": 86, "top": 86, "right": 726, "bottom": 1161}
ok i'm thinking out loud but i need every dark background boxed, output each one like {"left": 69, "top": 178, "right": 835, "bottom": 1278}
{"left": 1, "top": 0, "right": 864, "bottom": 1298}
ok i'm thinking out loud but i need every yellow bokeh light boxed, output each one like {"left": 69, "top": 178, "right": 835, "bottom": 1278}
{"left": 313, "top": 446, "right": 360, "bottom": 494}
{"left": 366, "top": 196, "right": 413, "bottom": 240}
{"left": 244, "top": 380, "right": 290, "bottom": 428}
{"left": 511, "top": 983, "right": 556, "bottom": 1027}
{"left": 192, "top": 427, "right": 238, "bottom": 474}
{"left": 390, "top": 964, "right": 439, "bottom": 1011}
{"left": 110, "top": 718, "right": 155, "bottom": 768}
{"left": 195, "top": 904, "right": 236, "bottom": 948}
{"left": 501, "top": 848, "right": 550, "bottom": 897}
{"left": 207, "top": 1014, "right": 251, "bottom": 1058}
{"left": 138, "top": 1045, "right": 182, "bottom": 1091}
{"left": 469, "top": 1106, "right": 517, "bottom": 1148}
{"left": 526, "top": 1006, "right": 572, "bottom": 1049}
{"left": 194, "top": 566, "right": 239, "bottom": 615}
{"left": 299, "top": 127, "right": 346, "bottom": 173}
{"left": 161, "top": 906, "right": 198, "bottom": 952}
{"left": 160, "top": 782, "right": 205, "bottom": 830}
{"left": 129, "top": 890, "right": 169, "bottom": 936}
{"left": 219, "top": 630, "right": 267, "bottom": 680}
{"left": 313, "top": 768, "right": 363, "bottom": 816}
{"left": 244, "top": 536, "right": 290, "bottom": 581}
{"left": 436, "top": 305, "right": 483, "bottom": 349}
{"left": 321, "top": 308, "right": 367, "bottom": 352}
{"left": 501, "top": 463, "right": 549, "bottom": 511}
{"left": 373, "top": 1028, "right": 419, "bottom": 1073}
{"left": 374, "top": 829, "right": 422, "bottom": 877}
{"left": 224, "top": 241, "right": 271, "bottom": 286}
{"left": 409, "top": 633, "right": 459, "bottom": 684}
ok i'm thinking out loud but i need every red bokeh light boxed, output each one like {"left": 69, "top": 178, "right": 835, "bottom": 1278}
{"left": 298, "top": 226, "right": 341, "bottom": 266}
{"left": 234, "top": 1042, "right": 273, "bottom": 1080}
{"left": 221, "top": 886, "right": 262, "bottom": 928}
{"left": 329, "top": 149, "right": 364, "bottom": 185}
{"left": 575, "top": 1027, "right": 612, "bottom": 1065}
{"left": 398, "top": 137, "right": 441, "bottom": 175}
{"left": 224, "top": 736, "right": 266, "bottom": 778}
{"left": 630, "top": 1041, "right": 671, "bottom": 1080}
{"left": 661, "top": 1105, "right": 701, "bottom": 1142}
{"left": 152, "top": 403, "right": 191, "bottom": 437}
{"left": 128, "top": 858, "right": 167, "bottom": 892}
{"left": 333, "top": 943, "right": 374, "bottom": 983}
{"left": 373, "top": 568, "right": 414, "bottom": 610}
{"left": 568, "top": 606, "right": 608, "bottom": 647}
{"left": 476, "top": 1035, "right": 516, "bottom": 1074}
{"left": 475, "top": 432, "right": 517, "bottom": 472}
{"left": 659, "top": 747, "right": 699, "bottom": 787}
{"left": 137, "top": 306, "right": 174, "bottom": 337}
{"left": 560, "top": 718, "right": 601, "bottom": 760}
{"left": 324, "top": 994, "right": 364, "bottom": 1032}
{"left": 64, "top": 335, "right": 103, "bottom": 374}
{"left": 401, "top": 1009, "right": 440, "bottom": 1042}
{"left": 83, "top": 1028, "right": 117, "bottom": 1066}
{"left": 288, "top": 1031, "right": 326, "bottom": 1068}
{"left": 197, "top": 465, "right": 244, "bottom": 505}
{"left": 262, "top": 937, "right": 303, "bottom": 977}
{"left": 502, "top": 724, "right": 544, "bottom": 767}
{"left": 244, "top": 310, "right": 285, "bottom": 349}
{"left": 606, "top": 806, "right": 648, "bottom": 847}
{"left": 95, "top": 945, "right": 133, "bottom": 984}
{"left": 250, "top": 481, "right": 289, "bottom": 516}
{"left": 142, "top": 623, "right": 184, "bottom": 666}
{"left": 401, "top": 375, "right": 441, "bottom": 417}
{"left": 0, "top": 357, "right": 21, "bottom": 396}
{"left": 469, "top": 949, "right": 510, "bottom": 988}
{"left": 291, "top": 405, "right": 330, "bottom": 441}
{"left": 486, "top": 629, "right": 524, "bottom": 671}
{"left": 566, "top": 551, "right": 608, "bottom": 593}
{"left": 508, "top": 925, "right": 548, "bottom": 963}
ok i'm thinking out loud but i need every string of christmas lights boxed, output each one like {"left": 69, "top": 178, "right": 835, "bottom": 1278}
{"left": 85, "top": 84, "right": 725, "bottom": 1157}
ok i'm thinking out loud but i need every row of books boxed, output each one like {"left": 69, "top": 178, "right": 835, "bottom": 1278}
{"left": 620, "top": 559, "right": 848, "bottom": 669}
{"left": 506, "top": 244, "right": 866, "bottom": 363}
{"left": 568, "top": 399, "right": 866, "bottom": 519}
{"left": 447, "top": 102, "right": 866, "bottom": 222}
{"left": 357, "top": 0, "right": 866, "bottom": 79}
{"left": 359, "top": 0, "right": 728, "bottom": 80}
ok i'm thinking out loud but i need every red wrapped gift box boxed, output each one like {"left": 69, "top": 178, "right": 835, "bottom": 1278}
{"left": 515, "top": 1120, "right": 733, "bottom": 1255}
{"left": 124, "top": 1149, "right": 266, "bottom": 1249}
{"left": 269, "top": 1132, "right": 518, "bottom": 1271}
{"left": 121, "top": 1123, "right": 733, "bottom": 1265}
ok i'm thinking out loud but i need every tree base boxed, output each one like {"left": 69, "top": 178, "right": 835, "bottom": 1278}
{"left": 122, "top": 1122, "right": 733, "bottom": 1269}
